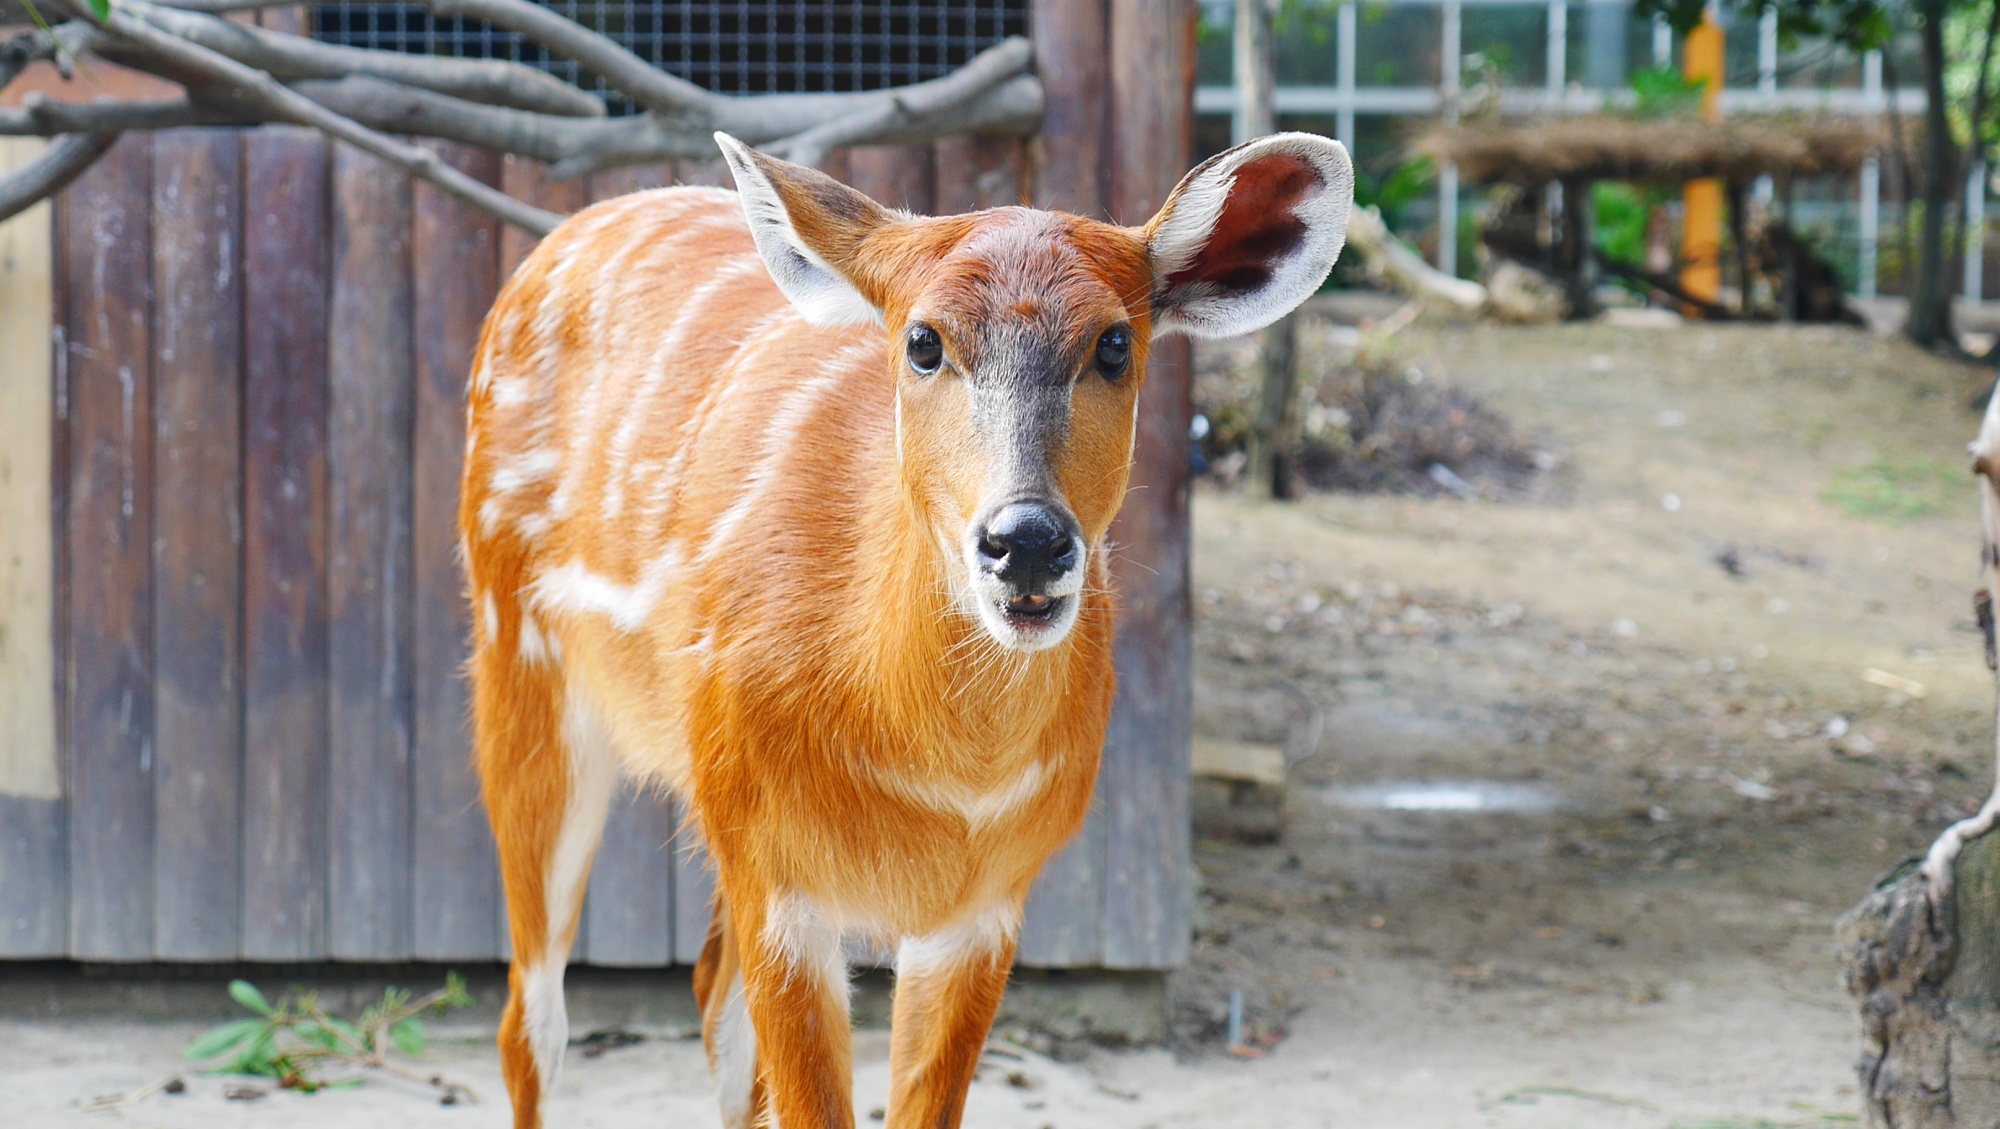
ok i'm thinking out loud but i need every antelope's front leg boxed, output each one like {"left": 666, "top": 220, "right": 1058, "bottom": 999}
{"left": 734, "top": 888, "right": 856, "bottom": 1129}
{"left": 886, "top": 899, "right": 1024, "bottom": 1129}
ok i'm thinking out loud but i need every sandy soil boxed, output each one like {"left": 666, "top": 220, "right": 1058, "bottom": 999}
{"left": 7, "top": 319, "right": 1994, "bottom": 1128}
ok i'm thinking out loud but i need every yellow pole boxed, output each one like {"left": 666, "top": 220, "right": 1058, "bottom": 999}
{"left": 1681, "top": 9, "right": 1725, "bottom": 307}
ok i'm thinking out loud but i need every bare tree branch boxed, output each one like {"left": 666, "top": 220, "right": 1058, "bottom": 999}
{"left": 761, "top": 35, "right": 1035, "bottom": 166}
{"left": 0, "top": 28, "right": 56, "bottom": 91}
{"left": 93, "top": 0, "right": 563, "bottom": 233}
{"left": 420, "top": 0, "right": 714, "bottom": 119}
{"left": 0, "top": 91, "right": 234, "bottom": 133}
{"left": 0, "top": 132, "right": 116, "bottom": 224}
{"left": 108, "top": 0, "right": 605, "bottom": 117}
{"left": 154, "top": 0, "right": 318, "bottom": 10}
{"left": 287, "top": 74, "right": 593, "bottom": 160}
{"left": 544, "top": 70, "right": 1042, "bottom": 179}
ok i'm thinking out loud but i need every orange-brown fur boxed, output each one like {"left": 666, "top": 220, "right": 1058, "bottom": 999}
{"left": 464, "top": 130, "right": 1351, "bottom": 1129}
{"left": 464, "top": 187, "right": 1144, "bottom": 1129}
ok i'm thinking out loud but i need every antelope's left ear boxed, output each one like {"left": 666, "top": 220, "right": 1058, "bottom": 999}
{"left": 1142, "top": 132, "right": 1353, "bottom": 340}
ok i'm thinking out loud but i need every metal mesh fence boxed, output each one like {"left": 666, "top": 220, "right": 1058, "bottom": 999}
{"left": 314, "top": 1, "right": 1029, "bottom": 114}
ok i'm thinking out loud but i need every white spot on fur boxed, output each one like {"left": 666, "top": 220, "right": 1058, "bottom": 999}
{"left": 479, "top": 497, "right": 504, "bottom": 537}
{"left": 527, "top": 547, "right": 680, "bottom": 633}
{"left": 519, "top": 962, "right": 567, "bottom": 1097}
{"left": 713, "top": 973, "right": 758, "bottom": 1129}
{"left": 515, "top": 510, "right": 554, "bottom": 541}
{"left": 519, "top": 613, "right": 556, "bottom": 664}
{"left": 897, "top": 900, "right": 1021, "bottom": 977}
{"left": 692, "top": 340, "right": 873, "bottom": 565}
{"left": 603, "top": 255, "right": 768, "bottom": 520}
{"left": 491, "top": 446, "right": 562, "bottom": 495}
{"left": 761, "top": 891, "right": 849, "bottom": 996}
{"left": 489, "top": 376, "right": 531, "bottom": 408}
{"left": 516, "top": 686, "right": 619, "bottom": 1098}
{"left": 481, "top": 591, "right": 500, "bottom": 640}
{"left": 879, "top": 760, "right": 1047, "bottom": 830}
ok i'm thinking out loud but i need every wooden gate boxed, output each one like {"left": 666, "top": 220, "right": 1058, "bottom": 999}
{"left": 0, "top": 0, "right": 1196, "bottom": 970}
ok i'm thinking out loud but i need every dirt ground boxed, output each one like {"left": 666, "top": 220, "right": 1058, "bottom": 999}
{"left": 8, "top": 318, "right": 1996, "bottom": 1127}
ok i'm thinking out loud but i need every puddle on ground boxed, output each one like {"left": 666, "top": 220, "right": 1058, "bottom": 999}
{"left": 1321, "top": 780, "right": 1562, "bottom": 815}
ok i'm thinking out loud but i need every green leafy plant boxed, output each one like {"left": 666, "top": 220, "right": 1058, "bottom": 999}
{"left": 1628, "top": 64, "right": 1706, "bottom": 118}
{"left": 185, "top": 974, "right": 476, "bottom": 1102}
{"left": 1354, "top": 155, "right": 1435, "bottom": 234}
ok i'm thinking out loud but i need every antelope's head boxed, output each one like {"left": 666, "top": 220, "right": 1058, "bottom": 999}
{"left": 716, "top": 132, "right": 1352, "bottom": 652}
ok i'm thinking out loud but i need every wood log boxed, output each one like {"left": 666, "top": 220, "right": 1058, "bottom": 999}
{"left": 1345, "top": 204, "right": 1487, "bottom": 313}
{"left": 1839, "top": 833, "right": 2000, "bottom": 1127}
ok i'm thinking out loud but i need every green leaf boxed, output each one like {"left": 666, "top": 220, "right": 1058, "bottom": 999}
{"left": 388, "top": 1018, "right": 425, "bottom": 1058}
{"left": 228, "top": 979, "right": 274, "bottom": 1016}
{"left": 295, "top": 1022, "right": 344, "bottom": 1051}
{"left": 325, "top": 1017, "right": 367, "bottom": 1050}
{"left": 185, "top": 1019, "right": 265, "bottom": 1062}
{"left": 87, "top": 0, "right": 109, "bottom": 19}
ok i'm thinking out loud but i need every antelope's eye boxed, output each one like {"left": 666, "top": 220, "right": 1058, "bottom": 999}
{"left": 907, "top": 324, "right": 944, "bottom": 374}
{"left": 1095, "top": 326, "right": 1131, "bottom": 379}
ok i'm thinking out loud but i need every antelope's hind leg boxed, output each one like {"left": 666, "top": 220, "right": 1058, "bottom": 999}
{"left": 694, "top": 894, "right": 771, "bottom": 1129}
{"left": 474, "top": 617, "right": 618, "bottom": 1129}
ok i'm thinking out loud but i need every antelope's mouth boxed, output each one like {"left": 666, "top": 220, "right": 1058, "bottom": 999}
{"left": 1003, "top": 593, "right": 1064, "bottom": 627}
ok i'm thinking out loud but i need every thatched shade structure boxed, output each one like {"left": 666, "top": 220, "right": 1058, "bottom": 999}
{"left": 1415, "top": 114, "right": 1883, "bottom": 186}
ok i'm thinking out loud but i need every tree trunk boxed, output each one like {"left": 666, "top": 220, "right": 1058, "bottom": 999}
{"left": 1839, "top": 830, "right": 2000, "bottom": 1127}
{"left": 1909, "top": 0, "right": 1961, "bottom": 348}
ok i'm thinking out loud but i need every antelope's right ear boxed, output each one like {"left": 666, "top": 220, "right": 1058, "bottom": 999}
{"left": 714, "top": 132, "right": 892, "bottom": 327}
{"left": 1142, "top": 132, "right": 1354, "bottom": 340}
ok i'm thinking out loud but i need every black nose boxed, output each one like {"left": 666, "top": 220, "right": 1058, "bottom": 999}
{"left": 976, "top": 502, "right": 1078, "bottom": 588}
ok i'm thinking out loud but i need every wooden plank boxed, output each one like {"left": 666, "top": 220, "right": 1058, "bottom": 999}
{"left": 500, "top": 156, "right": 586, "bottom": 279}
{"left": 149, "top": 129, "right": 244, "bottom": 961}
{"left": 933, "top": 135, "right": 1026, "bottom": 215}
{"left": 1098, "top": 0, "right": 1197, "bottom": 970}
{"left": 1016, "top": 0, "right": 1115, "bottom": 970}
{"left": 582, "top": 779, "right": 676, "bottom": 966}
{"left": 587, "top": 161, "right": 674, "bottom": 202}
{"left": 61, "top": 135, "right": 155, "bottom": 961}
{"left": 240, "top": 127, "right": 331, "bottom": 961}
{"left": 0, "top": 138, "right": 64, "bottom": 956}
{"left": 672, "top": 809, "right": 713, "bottom": 965}
{"left": 411, "top": 140, "right": 502, "bottom": 960}
{"left": 845, "top": 145, "right": 936, "bottom": 213}
{"left": 327, "top": 143, "right": 415, "bottom": 961}
{"left": 1032, "top": 0, "right": 1112, "bottom": 219}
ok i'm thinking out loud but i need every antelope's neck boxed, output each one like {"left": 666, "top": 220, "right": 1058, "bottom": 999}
{"left": 840, "top": 470, "right": 1077, "bottom": 760}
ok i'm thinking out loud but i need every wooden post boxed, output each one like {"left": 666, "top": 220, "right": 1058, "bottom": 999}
{"left": 151, "top": 129, "right": 245, "bottom": 961}
{"left": 411, "top": 141, "right": 503, "bottom": 960}
{"left": 240, "top": 127, "right": 332, "bottom": 961}
{"left": 327, "top": 142, "right": 417, "bottom": 960}
{"left": 1019, "top": 0, "right": 1113, "bottom": 967}
{"left": 1234, "top": 0, "right": 1275, "bottom": 143}
{"left": 1559, "top": 175, "right": 1598, "bottom": 318}
{"left": 847, "top": 146, "right": 937, "bottom": 214}
{"left": 62, "top": 136, "right": 156, "bottom": 961}
{"left": 1102, "top": 0, "right": 1197, "bottom": 970}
